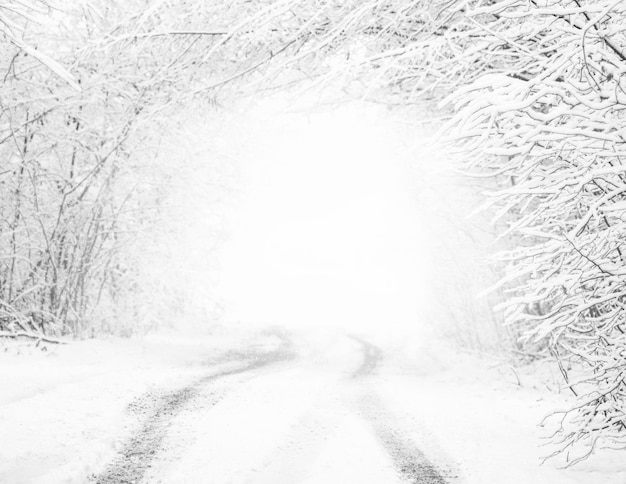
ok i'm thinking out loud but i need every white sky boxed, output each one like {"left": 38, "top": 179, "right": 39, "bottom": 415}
{"left": 216, "top": 101, "right": 437, "bottom": 335}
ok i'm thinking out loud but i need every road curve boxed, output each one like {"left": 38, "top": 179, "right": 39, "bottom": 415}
{"left": 92, "top": 330, "right": 450, "bottom": 483}
{"left": 92, "top": 331, "right": 294, "bottom": 484}
{"left": 349, "top": 335, "right": 384, "bottom": 378}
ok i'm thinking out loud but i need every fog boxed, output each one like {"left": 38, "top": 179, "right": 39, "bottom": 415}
{"left": 215, "top": 99, "right": 443, "bottom": 336}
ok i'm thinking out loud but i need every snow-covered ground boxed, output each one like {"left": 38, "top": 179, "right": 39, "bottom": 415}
{"left": 0, "top": 327, "right": 277, "bottom": 483}
{"left": 2, "top": 327, "right": 626, "bottom": 483}
{"left": 377, "top": 336, "right": 626, "bottom": 484}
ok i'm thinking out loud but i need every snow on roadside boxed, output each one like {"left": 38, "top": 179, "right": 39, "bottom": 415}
{"left": 376, "top": 334, "right": 626, "bottom": 484}
{"left": 0, "top": 327, "right": 272, "bottom": 484}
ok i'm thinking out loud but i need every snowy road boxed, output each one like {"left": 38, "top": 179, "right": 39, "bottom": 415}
{"left": 5, "top": 327, "right": 626, "bottom": 483}
{"left": 91, "top": 330, "right": 449, "bottom": 484}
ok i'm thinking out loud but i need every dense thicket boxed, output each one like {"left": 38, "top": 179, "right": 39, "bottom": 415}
{"left": 0, "top": 1, "right": 241, "bottom": 337}
{"left": 414, "top": 0, "right": 626, "bottom": 466}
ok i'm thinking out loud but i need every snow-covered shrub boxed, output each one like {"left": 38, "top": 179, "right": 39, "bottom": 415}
{"left": 0, "top": 1, "right": 238, "bottom": 337}
{"left": 426, "top": 0, "right": 626, "bottom": 464}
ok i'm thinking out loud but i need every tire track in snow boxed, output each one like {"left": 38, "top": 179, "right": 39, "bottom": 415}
{"left": 92, "top": 331, "right": 295, "bottom": 484}
{"left": 361, "top": 393, "right": 449, "bottom": 484}
{"left": 349, "top": 335, "right": 383, "bottom": 378}
{"left": 351, "top": 335, "right": 449, "bottom": 483}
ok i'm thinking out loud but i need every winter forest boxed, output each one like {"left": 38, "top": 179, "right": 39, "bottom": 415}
{"left": 3, "top": 1, "right": 626, "bottom": 483}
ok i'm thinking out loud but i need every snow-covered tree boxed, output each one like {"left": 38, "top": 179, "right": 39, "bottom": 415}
{"left": 415, "top": 0, "right": 626, "bottom": 465}
{"left": 0, "top": 1, "right": 244, "bottom": 337}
